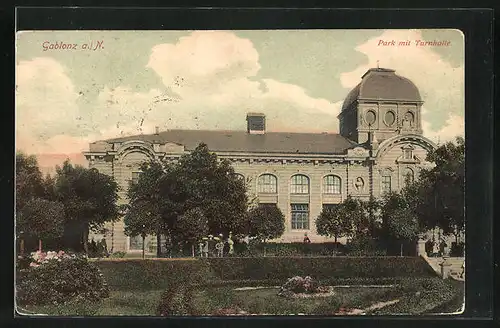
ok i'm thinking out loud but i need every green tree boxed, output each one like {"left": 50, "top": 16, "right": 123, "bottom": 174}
{"left": 162, "top": 143, "right": 249, "bottom": 237}
{"left": 381, "top": 191, "right": 422, "bottom": 256}
{"left": 54, "top": 161, "right": 120, "bottom": 253}
{"left": 16, "top": 153, "right": 64, "bottom": 253}
{"left": 18, "top": 198, "right": 65, "bottom": 251}
{"left": 125, "top": 160, "right": 165, "bottom": 257}
{"left": 417, "top": 137, "right": 465, "bottom": 241}
{"left": 247, "top": 204, "right": 285, "bottom": 243}
{"left": 342, "top": 196, "right": 370, "bottom": 238}
{"left": 316, "top": 205, "right": 352, "bottom": 244}
{"left": 16, "top": 153, "right": 45, "bottom": 212}
{"left": 172, "top": 207, "right": 208, "bottom": 257}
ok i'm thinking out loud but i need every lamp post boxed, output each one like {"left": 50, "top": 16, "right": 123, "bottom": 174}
{"left": 142, "top": 224, "right": 146, "bottom": 259}
{"left": 19, "top": 230, "right": 24, "bottom": 257}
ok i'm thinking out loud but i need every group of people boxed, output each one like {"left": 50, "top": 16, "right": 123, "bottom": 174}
{"left": 198, "top": 233, "right": 234, "bottom": 258}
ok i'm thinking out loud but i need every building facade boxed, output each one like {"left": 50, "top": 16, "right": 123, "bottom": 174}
{"left": 84, "top": 68, "right": 436, "bottom": 253}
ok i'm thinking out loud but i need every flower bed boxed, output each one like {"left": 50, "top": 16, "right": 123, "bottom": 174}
{"left": 16, "top": 251, "right": 109, "bottom": 306}
{"left": 277, "top": 276, "right": 332, "bottom": 298}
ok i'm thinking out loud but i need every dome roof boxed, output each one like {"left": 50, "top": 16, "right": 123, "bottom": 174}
{"left": 342, "top": 68, "right": 422, "bottom": 112}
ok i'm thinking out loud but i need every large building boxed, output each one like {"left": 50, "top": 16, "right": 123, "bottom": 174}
{"left": 84, "top": 68, "right": 436, "bottom": 253}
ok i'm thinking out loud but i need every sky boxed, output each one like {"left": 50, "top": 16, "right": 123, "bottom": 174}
{"left": 15, "top": 29, "right": 464, "bottom": 172}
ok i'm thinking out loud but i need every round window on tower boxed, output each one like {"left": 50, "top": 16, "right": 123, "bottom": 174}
{"left": 365, "top": 110, "right": 376, "bottom": 125}
{"left": 384, "top": 110, "right": 396, "bottom": 126}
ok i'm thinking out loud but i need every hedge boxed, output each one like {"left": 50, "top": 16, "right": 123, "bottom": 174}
{"left": 204, "top": 256, "right": 435, "bottom": 281}
{"left": 96, "top": 256, "right": 436, "bottom": 291}
{"left": 96, "top": 259, "right": 213, "bottom": 291}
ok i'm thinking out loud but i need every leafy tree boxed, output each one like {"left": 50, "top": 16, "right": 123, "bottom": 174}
{"left": 125, "top": 160, "right": 165, "bottom": 256}
{"left": 417, "top": 137, "right": 465, "bottom": 241}
{"left": 161, "top": 143, "right": 249, "bottom": 238}
{"left": 172, "top": 207, "right": 208, "bottom": 257}
{"left": 16, "top": 153, "right": 64, "bottom": 253}
{"left": 18, "top": 198, "right": 65, "bottom": 251}
{"left": 54, "top": 161, "right": 120, "bottom": 253}
{"left": 316, "top": 205, "right": 352, "bottom": 244}
{"left": 247, "top": 204, "right": 285, "bottom": 243}
{"left": 16, "top": 153, "right": 45, "bottom": 212}
{"left": 381, "top": 191, "right": 422, "bottom": 256}
{"left": 342, "top": 196, "right": 370, "bottom": 238}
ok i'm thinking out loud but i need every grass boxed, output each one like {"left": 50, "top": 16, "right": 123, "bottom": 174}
{"left": 191, "top": 286, "right": 399, "bottom": 315}
{"left": 18, "top": 278, "right": 464, "bottom": 316}
{"left": 19, "top": 290, "right": 164, "bottom": 316}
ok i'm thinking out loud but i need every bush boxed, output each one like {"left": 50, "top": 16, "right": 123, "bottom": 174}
{"left": 204, "top": 256, "right": 434, "bottom": 281}
{"left": 96, "top": 259, "right": 213, "bottom": 291}
{"left": 234, "top": 242, "right": 347, "bottom": 257}
{"left": 450, "top": 242, "right": 465, "bottom": 257}
{"left": 109, "top": 251, "right": 126, "bottom": 258}
{"left": 17, "top": 255, "right": 109, "bottom": 306}
{"left": 94, "top": 257, "right": 435, "bottom": 292}
{"left": 346, "top": 236, "right": 386, "bottom": 256}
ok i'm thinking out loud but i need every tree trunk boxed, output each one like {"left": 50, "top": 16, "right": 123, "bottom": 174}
{"left": 400, "top": 243, "right": 403, "bottom": 257}
{"left": 83, "top": 224, "right": 89, "bottom": 254}
{"left": 20, "top": 239, "right": 25, "bottom": 256}
{"left": 38, "top": 239, "right": 42, "bottom": 252}
{"left": 156, "top": 233, "right": 161, "bottom": 258}
{"left": 191, "top": 244, "right": 195, "bottom": 257}
{"left": 334, "top": 236, "right": 338, "bottom": 256}
{"left": 142, "top": 235, "right": 145, "bottom": 259}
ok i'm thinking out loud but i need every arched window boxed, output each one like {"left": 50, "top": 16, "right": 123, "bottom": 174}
{"left": 323, "top": 175, "right": 341, "bottom": 194}
{"left": 257, "top": 174, "right": 277, "bottom": 193}
{"left": 291, "top": 174, "right": 310, "bottom": 194}
{"left": 403, "top": 168, "right": 414, "bottom": 187}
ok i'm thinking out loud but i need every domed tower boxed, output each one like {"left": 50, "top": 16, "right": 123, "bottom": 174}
{"left": 338, "top": 68, "right": 423, "bottom": 144}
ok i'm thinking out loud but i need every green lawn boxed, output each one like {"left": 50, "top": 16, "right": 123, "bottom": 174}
{"left": 190, "top": 286, "right": 399, "bottom": 315}
{"left": 18, "top": 278, "right": 463, "bottom": 316}
{"left": 19, "top": 290, "right": 164, "bottom": 316}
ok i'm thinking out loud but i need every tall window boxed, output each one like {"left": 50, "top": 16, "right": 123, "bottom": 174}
{"left": 403, "top": 168, "right": 414, "bottom": 187}
{"left": 257, "top": 174, "right": 277, "bottom": 193}
{"left": 381, "top": 176, "right": 392, "bottom": 194}
{"left": 322, "top": 204, "right": 338, "bottom": 213}
{"left": 323, "top": 175, "right": 341, "bottom": 194}
{"left": 291, "top": 174, "right": 310, "bottom": 194}
{"left": 291, "top": 204, "right": 309, "bottom": 230}
{"left": 131, "top": 171, "right": 141, "bottom": 185}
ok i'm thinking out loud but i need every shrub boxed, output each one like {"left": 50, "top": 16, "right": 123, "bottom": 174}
{"left": 346, "top": 236, "right": 386, "bottom": 256}
{"left": 450, "top": 242, "right": 465, "bottom": 257}
{"left": 204, "top": 256, "right": 434, "bottom": 281}
{"left": 96, "top": 259, "right": 213, "bottom": 291}
{"left": 235, "top": 242, "right": 347, "bottom": 257}
{"left": 94, "top": 257, "right": 435, "bottom": 294}
{"left": 109, "top": 251, "right": 126, "bottom": 258}
{"left": 16, "top": 254, "right": 109, "bottom": 306}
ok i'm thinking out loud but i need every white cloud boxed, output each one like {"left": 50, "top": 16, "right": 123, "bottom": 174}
{"left": 422, "top": 108, "right": 464, "bottom": 144}
{"left": 16, "top": 57, "right": 82, "bottom": 139}
{"left": 340, "top": 29, "right": 464, "bottom": 137}
{"left": 146, "top": 31, "right": 260, "bottom": 97}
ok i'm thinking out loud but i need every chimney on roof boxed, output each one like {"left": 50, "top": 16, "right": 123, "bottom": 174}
{"left": 155, "top": 126, "right": 159, "bottom": 135}
{"left": 246, "top": 113, "right": 266, "bottom": 135}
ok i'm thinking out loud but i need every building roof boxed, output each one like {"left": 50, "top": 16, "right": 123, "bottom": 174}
{"left": 342, "top": 68, "right": 422, "bottom": 112}
{"left": 103, "top": 130, "right": 357, "bottom": 155}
